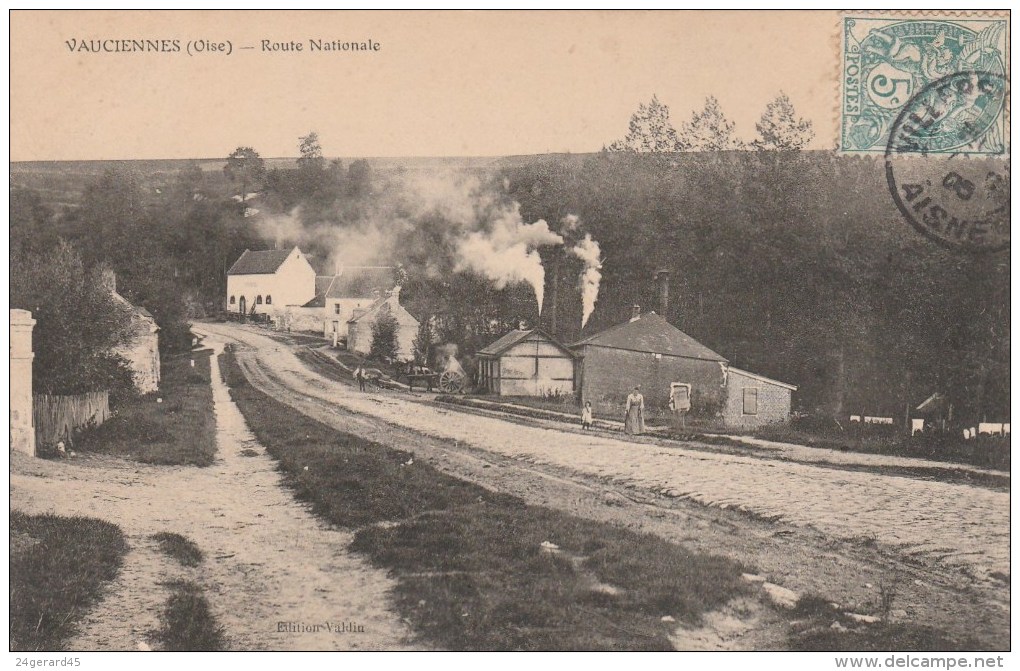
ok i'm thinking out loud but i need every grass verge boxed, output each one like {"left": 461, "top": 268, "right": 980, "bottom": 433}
{"left": 152, "top": 532, "right": 204, "bottom": 567}
{"left": 76, "top": 349, "right": 217, "bottom": 466}
{"left": 788, "top": 595, "right": 985, "bottom": 651}
{"left": 220, "top": 347, "right": 751, "bottom": 650}
{"left": 755, "top": 424, "right": 1010, "bottom": 472}
{"left": 10, "top": 512, "right": 128, "bottom": 651}
{"left": 156, "top": 580, "right": 225, "bottom": 651}
{"left": 447, "top": 396, "right": 1010, "bottom": 473}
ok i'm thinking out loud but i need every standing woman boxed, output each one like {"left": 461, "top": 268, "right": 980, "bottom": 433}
{"left": 624, "top": 386, "right": 645, "bottom": 435}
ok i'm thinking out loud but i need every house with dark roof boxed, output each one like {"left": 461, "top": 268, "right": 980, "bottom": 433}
{"left": 346, "top": 287, "right": 419, "bottom": 361}
{"left": 226, "top": 247, "right": 316, "bottom": 320}
{"left": 315, "top": 266, "right": 396, "bottom": 340}
{"left": 477, "top": 328, "right": 577, "bottom": 396}
{"left": 570, "top": 306, "right": 796, "bottom": 427}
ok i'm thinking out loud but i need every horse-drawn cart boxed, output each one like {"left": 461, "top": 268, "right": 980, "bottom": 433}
{"left": 399, "top": 366, "right": 465, "bottom": 393}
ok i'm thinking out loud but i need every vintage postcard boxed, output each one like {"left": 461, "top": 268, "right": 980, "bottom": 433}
{"left": 7, "top": 9, "right": 1011, "bottom": 664}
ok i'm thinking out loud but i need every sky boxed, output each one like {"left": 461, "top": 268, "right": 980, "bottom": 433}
{"left": 11, "top": 10, "right": 841, "bottom": 161}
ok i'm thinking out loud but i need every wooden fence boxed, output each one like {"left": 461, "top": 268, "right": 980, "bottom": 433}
{"left": 33, "top": 391, "right": 110, "bottom": 448}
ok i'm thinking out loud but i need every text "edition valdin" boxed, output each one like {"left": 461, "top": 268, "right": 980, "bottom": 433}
{"left": 261, "top": 39, "right": 380, "bottom": 52}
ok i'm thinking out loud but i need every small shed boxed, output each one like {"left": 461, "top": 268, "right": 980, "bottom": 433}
{"left": 721, "top": 367, "right": 797, "bottom": 429}
{"left": 477, "top": 328, "right": 577, "bottom": 397}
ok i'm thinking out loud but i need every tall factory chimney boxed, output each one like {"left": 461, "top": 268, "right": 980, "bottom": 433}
{"left": 548, "top": 257, "right": 559, "bottom": 336}
{"left": 542, "top": 249, "right": 561, "bottom": 337}
{"left": 655, "top": 269, "right": 670, "bottom": 320}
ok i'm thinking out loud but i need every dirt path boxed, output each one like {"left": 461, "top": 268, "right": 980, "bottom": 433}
{"left": 195, "top": 322, "right": 1010, "bottom": 649}
{"left": 10, "top": 338, "right": 415, "bottom": 651}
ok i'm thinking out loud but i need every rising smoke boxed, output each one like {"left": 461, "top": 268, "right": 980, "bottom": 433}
{"left": 454, "top": 206, "right": 562, "bottom": 311}
{"left": 569, "top": 231, "right": 603, "bottom": 327}
{"left": 254, "top": 169, "right": 601, "bottom": 320}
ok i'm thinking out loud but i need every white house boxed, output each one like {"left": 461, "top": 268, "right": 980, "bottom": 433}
{"left": 318, "top": 266, "right": 395, "bottom": 340}
{"left": 346, "top": 288, "right": 419, "bottom": 361}
{"left": 226, "top": 247, "right": 316, "bottom": 320}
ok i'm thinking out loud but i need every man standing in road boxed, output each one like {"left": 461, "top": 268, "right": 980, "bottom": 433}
{"left": 353, "top": 366, "right": 367, "bottom": 392}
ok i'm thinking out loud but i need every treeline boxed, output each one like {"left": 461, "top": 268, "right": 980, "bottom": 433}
{"left": 11, "top": 122, "right": 1008, "bottom": 421}
{"left": 10, "top": 161, "right": 264, "bottom": 396}
{"left": 503, "top": 150, "right": 1009, "bottom": 423}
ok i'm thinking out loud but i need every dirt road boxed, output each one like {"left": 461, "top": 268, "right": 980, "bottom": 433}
{"left": 9, "top": 342, "right": 414, "bottom": 651}
{"left": 196, "top": 321, "right": 1011, "bottom": 649}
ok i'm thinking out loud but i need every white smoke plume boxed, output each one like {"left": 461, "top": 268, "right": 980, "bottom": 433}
{"left": 252, "top": 169, "right": 566, "bottom": 311}
{"left": 570, "top": 232, "right": 603, "bottom": 327}
{"left": 454, "top": 205, "right": 563, "bottom": 311}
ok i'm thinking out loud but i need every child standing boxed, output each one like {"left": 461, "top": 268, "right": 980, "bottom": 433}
{"left": 581, "top": 401, "right": 593, "bottom": 430}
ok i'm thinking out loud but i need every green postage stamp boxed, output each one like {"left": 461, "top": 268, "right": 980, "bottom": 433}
{"left": 841, "top": 15, "right": 1008, "bottom": 154}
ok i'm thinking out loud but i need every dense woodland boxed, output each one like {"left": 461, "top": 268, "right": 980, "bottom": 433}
{"left": 9, "top": 119, "right": 1009, "bottom": 423}
{"left": 507, "top": 151, "right": 1009, "bottom": 423}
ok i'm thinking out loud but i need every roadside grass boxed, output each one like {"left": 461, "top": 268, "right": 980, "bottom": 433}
{"left": 352, "top": 507, "right": 749, "bottom": 650}
{"left": 755, "top": 424, "right": 1010, "bottom": 472}
{"left": 10, "top": 512, "right": 128, "bottom": 651}
{"left": 220, "top": 347, "right": 752, "bottom": 650}
{"left": 446, "top": 396, "right": 1011, "bottom": 476}
{"left": 294, "top": 346, "right": 406, "bottom": 391}
{"left": 788, "top": 595, "right": 984, "bottom": 651}
{"left": 265, "top": 331, "right": 329, "bottom": 347}
{"left": 76, "top": 349, "right": 217, "bottom": 466}
{"left": 151, "top": 532, "right": 204, "bottom": 567}
{"left": 294, "top": 348, "right": 356, "bottom": 386}
{"left": 156, "top": 580, "right": 225, "bottom": 651}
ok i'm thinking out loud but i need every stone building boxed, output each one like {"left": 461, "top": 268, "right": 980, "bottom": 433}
{"left": 720, "top": 366, "right": 797, "bottom": 428}
{"left": 346, "top": 288, "right": 419, "bottom": 361}
{"left": 570, "top": 307, "right": 795, "bottom": 427}
{"left": 314, "top": 267, "right": 394, "bottom": 341}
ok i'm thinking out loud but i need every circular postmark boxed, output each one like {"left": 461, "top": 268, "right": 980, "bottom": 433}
{"left": 885, "top": 71, "right": 1009, "bottom": 253}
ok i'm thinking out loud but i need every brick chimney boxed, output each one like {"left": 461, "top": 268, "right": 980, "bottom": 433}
{"left": 655, "top": 269, "right": 670, "bottom": 320}
{"left": 630, "top": 304, "right": 641, "bottom": 322}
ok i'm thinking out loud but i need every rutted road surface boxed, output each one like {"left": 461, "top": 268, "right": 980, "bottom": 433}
{"left": 10, "top": 342, "right": 414, "bottom": 651}
{"left": 196, "top": 322, "right": 1011, "bottom": 648}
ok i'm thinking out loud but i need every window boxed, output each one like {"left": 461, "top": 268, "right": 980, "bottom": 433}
{"left": 256, "top": 295, "right": 263, "bottom": 305}
{"left": 229, "top": 295, "right": 236, "bottom": 305}
{"left": 742, "top": 388, "right": 758, "bottom": 415}
{"left": 335, "top": 304, "right": 341, "bottom": 315}
{"left": 265, "top": 295, "right": 272, "bottom": 305}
